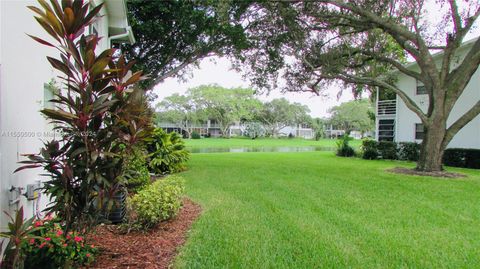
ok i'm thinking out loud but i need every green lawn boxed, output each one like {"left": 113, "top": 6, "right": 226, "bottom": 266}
{"left": 175, "top": 152, "right": 480, "bottom": 268}
{"left": 185, "top": 137, "right": 361, "bottom": 150}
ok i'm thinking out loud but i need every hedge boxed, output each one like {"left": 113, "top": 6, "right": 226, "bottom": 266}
{"left": 361, "top": 140, "right": 480, "bottom": 169}
{"left": 443, "top": 148, "right": 480, "bottom": 169}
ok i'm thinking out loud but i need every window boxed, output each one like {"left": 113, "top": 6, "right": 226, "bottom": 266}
{"left": 416, "top": 80, "right": 427, "bottom": 95}
{"left": 378, "top": 119, "right": 395, "bottom": 141}
{"left": 415, "top": 123, "right": 424, "bottom": 140}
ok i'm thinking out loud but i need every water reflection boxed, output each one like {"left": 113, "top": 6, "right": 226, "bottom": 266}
{"left": 188, "top": 146, "right": 335, "bottom": 153}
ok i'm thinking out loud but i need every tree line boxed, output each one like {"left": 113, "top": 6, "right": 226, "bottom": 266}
{"left": 155, "top": 85, "right": 374, "bottom": 139}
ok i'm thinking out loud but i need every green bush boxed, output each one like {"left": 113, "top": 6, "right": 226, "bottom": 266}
{"left": 191, "top": 131, "right": 201, "bottom": 139}
{"left": 146, "top": 128, "right": 190, "bottom": 175}
{"left": 336, "top": 136, "right": 355, "bottom": 157}
{"left": 124, "top": 147, "right": 151, "bottom": 192}
{"left": 443, "top": 148, "right": 480, "bottom": 169}
{"left": 129, "top": 175, "right": 185, "bottom": 229}
{"left": 244, "top": 122, "right": 265, "bottom": 139}
{"left": 377, "top": 141, "right": 397, "bottom": 160}
{"left": 397, "top": 142, "right": 420, "bottom": 161}
{"left": 361, "top": 139, "right": 378, "bottom": 160}
{"left": 314, "top": 130, "right": 323, "bottom": 141}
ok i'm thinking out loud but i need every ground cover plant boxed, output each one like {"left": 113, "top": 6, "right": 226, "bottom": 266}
{"left": 175, "top": 151, "right": 480, "bottom": 268}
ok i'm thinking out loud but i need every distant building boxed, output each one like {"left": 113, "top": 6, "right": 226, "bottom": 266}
{"left": 158, "top": 120, "right": 315, "bottom": 139}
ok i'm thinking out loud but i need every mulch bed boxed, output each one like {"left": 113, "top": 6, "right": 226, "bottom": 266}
{"left": 88, "top": 198, "right": 201, "bottom": 269}
{"left": 387, "top": 167, "right": 466, "bottom": 178}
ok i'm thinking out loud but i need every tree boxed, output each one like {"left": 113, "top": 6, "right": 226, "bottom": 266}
{"left": 256, "top": 98, "right": 311, "bottom": 137}
{"left": 122, "top": 0, "right": 251, "bottom": 90}
{"left": 309, "top": 117, "right": 327, "bottom": 140}
{"left": 155, "top": 93, "right": 204, "bottom": 138}
{"left": 235, "top": 0, "right": 480, "bottom": 171}
{"left": 328, "top": 99, "right": 375, "bottom": 135}
{"left": 190, "top": 85, "right": 261, "bottom": 137}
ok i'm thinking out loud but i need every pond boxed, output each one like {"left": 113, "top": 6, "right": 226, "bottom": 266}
{"left": 188, "top": 146, "right": 336, "bottom": 153}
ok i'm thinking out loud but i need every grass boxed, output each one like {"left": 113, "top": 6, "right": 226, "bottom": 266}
{"left": 175, "top": 152, "right": 480, "bottom": 268}
{"left": 185, "top": 137, "right": 361, "bottom": 149}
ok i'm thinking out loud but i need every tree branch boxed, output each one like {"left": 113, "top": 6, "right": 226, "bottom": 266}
{"left": 328, "top": 72, "right": 428, "bottom": 123}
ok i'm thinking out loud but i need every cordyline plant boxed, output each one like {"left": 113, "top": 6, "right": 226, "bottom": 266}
{"left": 15, "top": 0, "right": 149, "bottom": 232}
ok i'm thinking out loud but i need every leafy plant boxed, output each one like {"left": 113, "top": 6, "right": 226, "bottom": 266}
{"left": 336, "top": 136, "right": 355, "bottom": 157}
{"left": 361, "top": 139, "right": 378, "bottom": 160}
{"left": 15, "top": 0, "right": 147, "bottom": 232}
{"left": 397, "top": 142, "right": 420, "bottom": 161}
{"left": 443, "top": 148, "right": 480, "bottom": 169}
{"left": 377, "top": 141, "right": 397, "bottom": 160}
{"left": 124, "top": 147, "right": 151, "bottom": 193}
{"left": 21, "top": 215, "right": 97, "bottom": 269}
{"left": 0, "top": 208, "right": 42, "bottom": 269}
{"left": 244, "top": 122, "right": 265, "bottom": 139}
{"left": 146, "top": 128, "right": 190, "bottom": 175}
{"left": 191, "top": 131, "right": 201, "bottom": 139}
{"left": 128, "top": 175, "right": 185, "bottom": 229}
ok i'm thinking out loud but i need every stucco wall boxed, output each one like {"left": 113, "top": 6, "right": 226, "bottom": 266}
{"left": 394, "top": 45, "right": 480, "bottom": 149}
{"left": 1, "top": 0, "right": 55, "bottom": 231}
{"left": 0, "top": 1, "right": 112, "bottom": 231}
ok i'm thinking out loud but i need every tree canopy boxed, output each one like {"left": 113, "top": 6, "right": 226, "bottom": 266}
{"left": 123, "top": 0, "right": 251, "bottom": 90}
{"left": 328, "top": 99, "right": 374, "bottom": 135}
{"left": 256, "top": 98, "right": 311, "bottom": 137}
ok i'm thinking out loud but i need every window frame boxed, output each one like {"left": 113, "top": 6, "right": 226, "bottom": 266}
{"left": 416, "top": 80, "right": 427, "bottom": 95}
{"left": 414, "top": 123, "right": 424, "bottom": 140}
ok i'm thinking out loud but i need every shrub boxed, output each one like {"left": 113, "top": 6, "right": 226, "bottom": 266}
{"left": 125, "top": 147, "right": 151, "bottom": 193}
{"left": 0, "top": 209, "right": 96, "bottom": 269}
{"left": 377, "top": 141, "right": 397, "bottom": 160}
{"left": 129, "top": 175, "right": 185, "bottom": 229}
{"left": 361, "top": 139, "right": 378, "bottom": 160}
{"left": 244, "top": 122, "right": 265, "bottom": 139}
{"left": 22, "top": 215, "right": 97, "bottom": 269}
{"left": 146, "top": 128, "right": 190, "bottom": 175}
{"left": 191, "top": 131, "right": 201, "bottom": 139}
{"left": 314, "top": 130, "right": 323, "bottom": 141}
{"left": 443, "top": 148, "right": 480, "bottom": 169}
{"left": 336, "top": 136, "right": 355, "bottom": 157}
{"left": 0, "top": 207, "right": 40, "bottom": 269}
{"left": 397, "top": 142, "right": 420, "bottom": 161}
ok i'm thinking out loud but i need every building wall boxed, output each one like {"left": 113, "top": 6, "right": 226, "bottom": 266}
{"left": 1, "top": 0, "right": 56, "bottom": 231}
{"left": 0, "top": 0, "right": 113, "bottom": 232}
{"left": 394, "top": 44, "right": 480, "bottom": 149}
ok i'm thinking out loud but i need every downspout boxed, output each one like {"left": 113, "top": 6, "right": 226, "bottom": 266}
{"left": 107, "top": 26, "right": 135, "bottom": 47}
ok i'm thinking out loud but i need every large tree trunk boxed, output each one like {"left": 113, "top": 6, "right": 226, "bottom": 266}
{"left": 416, "top": 119, "right": 447, "bottom": 172}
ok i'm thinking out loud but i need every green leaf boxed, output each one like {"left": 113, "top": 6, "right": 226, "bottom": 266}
{"left": 41, "top": 108, "right": 78, "bottom": 122}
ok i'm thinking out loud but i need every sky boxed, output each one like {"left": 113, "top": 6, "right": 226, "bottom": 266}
{"left": 152, "top": 0, "right": 480, "bottom": 119}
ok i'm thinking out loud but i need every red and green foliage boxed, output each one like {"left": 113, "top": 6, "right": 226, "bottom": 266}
{"left": 0, "top": 208, "right": 42, "bottom": 269}
{"left": 15, "top": 0, "right": 148, "bottom": 232}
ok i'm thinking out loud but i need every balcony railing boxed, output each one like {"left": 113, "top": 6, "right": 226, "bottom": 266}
{"left": 377, "top": 100, "right": 396, "bottom": 116}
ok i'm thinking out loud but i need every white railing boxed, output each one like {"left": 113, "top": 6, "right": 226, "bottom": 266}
{"left": 377, "top": 100, "right": 396, "bottom": 116}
